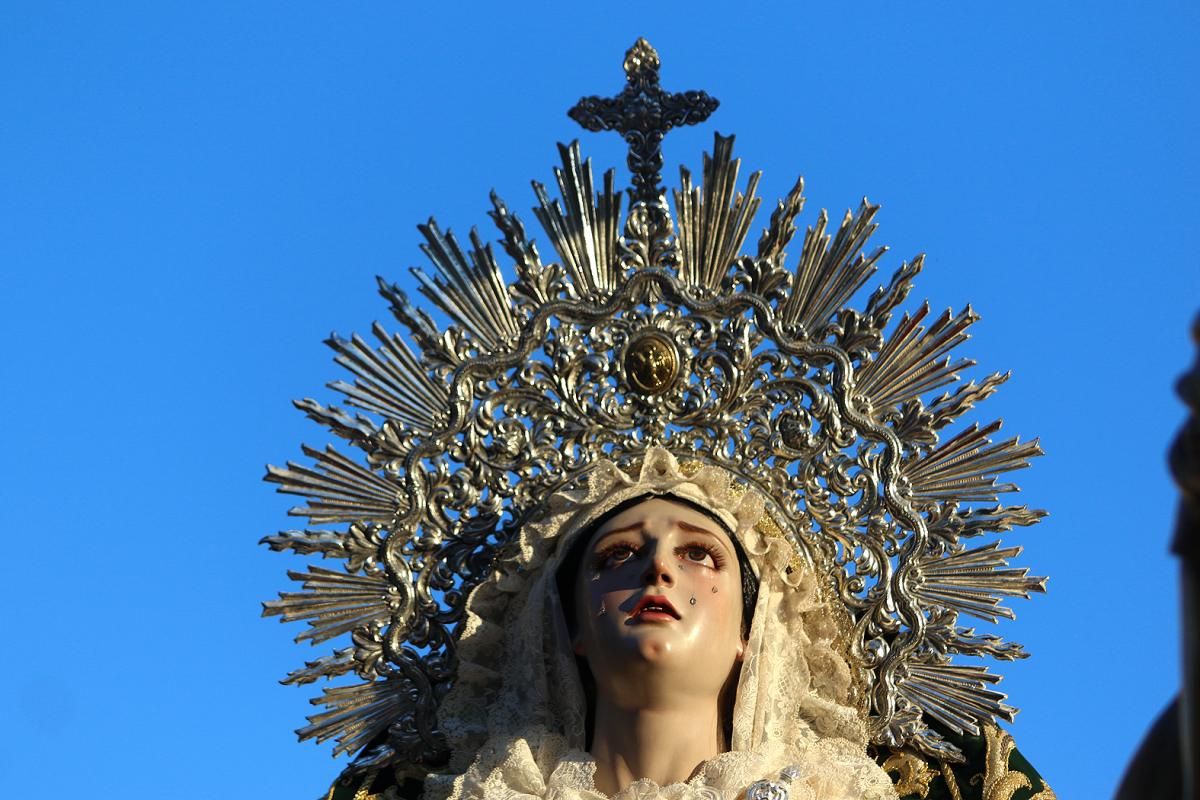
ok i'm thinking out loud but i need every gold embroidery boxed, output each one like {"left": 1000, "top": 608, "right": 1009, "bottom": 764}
{"left": 882, "top": 751, "right": 935, "bottom": 798}
{"left": 978, "top": 724, "right": 1033, "bottom": 800}
{"left": 1028, "top": 789, "right": 1057, "bottom": 800}
{"left": 352, "top": 784, "right": 382, "bottom": 800}
{"left": 939, "top": 762, "right": 964, "bottom": 800}
{"left": 324, "top": 771, "right": 381, "bottom": 800}
{"left": 349, "top": 769, "right": 383, "bottom": 800}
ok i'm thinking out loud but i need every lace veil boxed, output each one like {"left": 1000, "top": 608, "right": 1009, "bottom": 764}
{"left": 428, "top": 448, "right": 897, "bottom": 800}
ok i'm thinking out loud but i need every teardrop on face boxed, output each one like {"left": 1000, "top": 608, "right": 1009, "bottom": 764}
{"left": 711, "top": 586, "right": 718, "bottom": 593}
{"left": 598, "top": 601, "right": 606, "bottom": 616}
{"left": 689, "top": 595, "right": 697, "bottom": 605}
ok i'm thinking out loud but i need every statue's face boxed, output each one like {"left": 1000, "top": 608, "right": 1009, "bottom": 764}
{"left": 573, "top": 497, "right": 745, "bottom": 700}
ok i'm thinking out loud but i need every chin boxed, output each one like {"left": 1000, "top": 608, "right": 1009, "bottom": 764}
{"left": 634, "top": 637, "right": 675, "bottom": 663}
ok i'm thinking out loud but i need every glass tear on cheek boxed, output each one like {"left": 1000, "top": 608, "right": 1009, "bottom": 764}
{"left": 712, "top": 586, "right": 718, "bottom": 593}
{"left": 598, "top": 601, "right": 606, "bottom": 616}
{"left": 690, "top": 596, "right": 697, "bottom": 605}
{"left": 591, "top": 572, "right": 600, "bottom": 581}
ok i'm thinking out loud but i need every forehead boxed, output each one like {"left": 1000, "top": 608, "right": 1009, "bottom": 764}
{"left": 588, "top": 497, "right": 735, "bottom": 549}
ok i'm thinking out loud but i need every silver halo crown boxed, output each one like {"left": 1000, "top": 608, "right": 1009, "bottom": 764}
{"left": 263, "top": 38, "right": 1046, "bottom": 774}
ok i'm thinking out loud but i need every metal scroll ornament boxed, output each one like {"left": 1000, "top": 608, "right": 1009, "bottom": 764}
{"left": 263, "top": 39, "right": 1046, "bottom": 774}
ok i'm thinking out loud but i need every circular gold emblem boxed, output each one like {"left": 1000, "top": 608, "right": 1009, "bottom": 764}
{"left": 623, "top": 332, "right": 680, "bottom": 395}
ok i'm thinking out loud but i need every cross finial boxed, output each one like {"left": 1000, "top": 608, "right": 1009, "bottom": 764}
{"left": 568, "top": 39, "right": 719, "bottom": 206}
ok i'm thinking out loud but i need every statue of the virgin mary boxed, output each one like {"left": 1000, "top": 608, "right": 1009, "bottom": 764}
{"left": 263, "top": 40, "right": 1055, "bottom": 800}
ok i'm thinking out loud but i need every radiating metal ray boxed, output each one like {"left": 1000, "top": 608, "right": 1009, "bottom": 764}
{"left": 907, "top": 421, "right": 1043, "bottom": 504}
{"left": 326, "top": 323, "right": 447, "bottom": 431}
{"left": 266, "top": 445, "right": 403, "bottom": 524}
{"left": 412, "top": 220, "right": 521, "bottom": 352}
{"left": 914, "top": 541, "right": 1047, "bottom": 623}
{"left": 531, "top": 142, "right": 623, "bottom": 297}
{"left": 263, "top": 566, "right": 395, "bottom": 644}
{"left": 779, "top": 201, "right": 887, "bottom": 335}
{"left": 900, "top": 661, "right": 1016, "bottom": 735}
{"left": 300, "top": 678, "right": 407, "bottom": 758}
{"left": 675, "top": 134, "right": 761, "bottom": 292}
{"left": 282, "top": 647, "right": 356, "bottom": 686}
{"left": 857, "top": 304, "right": 979, "bottom": 411}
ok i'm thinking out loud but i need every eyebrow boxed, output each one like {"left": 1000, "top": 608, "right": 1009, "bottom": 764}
{"left": 677, "top": 520, "right": 727, "bottom": 542}
{"left": 592, "top": 519, "right": 731, "bottom": 550}
{"left": 592, "top": 522, "right": 641, "bottom": 541}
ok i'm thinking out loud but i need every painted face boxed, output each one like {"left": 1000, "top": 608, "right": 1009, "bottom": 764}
{"left": 573, "top": 497, "right": 746, "bottom": 700}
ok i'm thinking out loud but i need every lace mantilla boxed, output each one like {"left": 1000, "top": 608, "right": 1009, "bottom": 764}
{"left": 448, "top": 735, "right": 895, "bottom": 800}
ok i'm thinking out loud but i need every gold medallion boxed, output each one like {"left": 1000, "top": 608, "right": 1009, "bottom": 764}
{"left": 624, "top": 332, "right": 680, "bottom": 395}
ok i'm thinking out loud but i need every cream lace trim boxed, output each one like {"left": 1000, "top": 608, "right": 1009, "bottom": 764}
{"left": 446, "top": 731, "right": 896, "bottom": 800}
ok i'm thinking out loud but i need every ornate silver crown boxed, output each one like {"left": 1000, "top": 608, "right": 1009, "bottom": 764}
{"left": 263, "top": 38, "right": 1046, "bottom": 773}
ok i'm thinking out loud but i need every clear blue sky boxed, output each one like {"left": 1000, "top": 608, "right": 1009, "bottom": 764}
{"left": 2, "top": 2, "right": 1197, "bottom": 797}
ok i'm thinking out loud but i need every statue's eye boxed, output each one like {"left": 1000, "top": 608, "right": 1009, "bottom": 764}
{"left": 679, "top": 544, "right": 720, "bottom": 568}
{"left": 595, "top": 543, "right": 638, "bottom": 569}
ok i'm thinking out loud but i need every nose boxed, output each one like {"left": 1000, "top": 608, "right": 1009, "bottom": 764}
{"left": 642, "top": 550, "right": 675, "bottom": 587}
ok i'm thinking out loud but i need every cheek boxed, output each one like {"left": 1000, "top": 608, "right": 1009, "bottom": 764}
{"left": 577, "top": 571, "right": 634, "bottom": 630}
{"left": 686, "top": 568, "right": 743, "bottom": 636}
{"left": 576, "top": 578, "right": 603, "bottom": 633}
